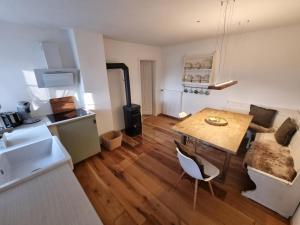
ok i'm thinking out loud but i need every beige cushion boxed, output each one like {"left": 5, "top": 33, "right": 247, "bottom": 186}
{"left": 249, "top": 122, "right": 275, "bottom": 133}
{"left": 255, "top": 132, "right": 276, "bottom": 142}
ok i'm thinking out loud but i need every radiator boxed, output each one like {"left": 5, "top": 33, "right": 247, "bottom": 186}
{"left": 162, "top": 89, "right": 182, "bottom": 118}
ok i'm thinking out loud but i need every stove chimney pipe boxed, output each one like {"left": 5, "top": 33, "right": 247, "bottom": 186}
{"left": 106, "top": 63, "right": 132, "bottom": 107}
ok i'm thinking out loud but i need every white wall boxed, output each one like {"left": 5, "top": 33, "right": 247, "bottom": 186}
{"left": 103, "top": 38, "right": 162, "bottom": 130}
{"left": 162, "top": 24, "right": 300, "bottom": 115}
{"left": 0, "top": 21, "right": 79, "bottom": 115}
{"left": 3, "top": 20, "right": 300, "bottom": 132}
{"left": 292, "top": 205, "right": 300, "bottom": 225}
{"left": 69, "top": 30, "right": 114, "bottom": 134}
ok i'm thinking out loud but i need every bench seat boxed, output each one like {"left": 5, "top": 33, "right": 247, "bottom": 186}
{"left": 244, "top": 139, "right": 296, "bottom": 182}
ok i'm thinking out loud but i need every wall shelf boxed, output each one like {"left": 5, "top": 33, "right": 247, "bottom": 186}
{"left": 184, "top": 68, "right": 212, "bottom": 71}
{"left": 182, "top": 82, "right": 210, "bottom": 88}
{"left": 182, "top": 54, "right": 215, "bottom": 87}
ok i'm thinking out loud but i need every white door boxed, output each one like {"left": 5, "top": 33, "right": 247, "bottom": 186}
{"left": 140, "top": 60, "right": 154, "bottom": 115}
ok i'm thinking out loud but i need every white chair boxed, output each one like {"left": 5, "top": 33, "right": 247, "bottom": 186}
{"left": 176, "top": 147, "right": 220, "bottom": 210}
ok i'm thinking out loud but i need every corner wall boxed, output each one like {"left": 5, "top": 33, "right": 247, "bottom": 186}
{"left": 0, "top": 21, "right": 79, "bottom": 115}
{"left": 69, "top": 29, "right": 114, "bottom": 134}
{"left": 103, "top": 38, "right": 163, "bottom": 130}
{"left": 292, "top": 205, "right": 300, "bottom": 225}
{"left": 162, "top": 24, "right": 300, "bottom": 115}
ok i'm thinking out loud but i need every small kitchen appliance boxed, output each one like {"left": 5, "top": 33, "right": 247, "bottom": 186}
{"left": 47, "top": 108, "right": 90, "bottom": 123}
{"left": 17, "top": 101, "right": 40, "bottom": 124}
{"left": 0, "top": 112, "right": 22, "bottom": 128}
{"left": 0, "top": 104, "right": 20, "bottom": 130}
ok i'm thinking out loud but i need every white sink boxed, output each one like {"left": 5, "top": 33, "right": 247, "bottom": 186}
{"left": 0, "top": 136, "right": 71, "bottom": 192}
{"left": 2, "top": 125, "right": 52, "bottom": 148}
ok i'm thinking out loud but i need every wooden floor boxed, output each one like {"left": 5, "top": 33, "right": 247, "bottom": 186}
{"left": 74, "top": 115, "right": 290, "bottom": 225}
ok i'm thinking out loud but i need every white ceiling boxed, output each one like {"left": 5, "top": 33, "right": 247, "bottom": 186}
{"left": 1, "top": 0, "right": 300, "bottom": 46}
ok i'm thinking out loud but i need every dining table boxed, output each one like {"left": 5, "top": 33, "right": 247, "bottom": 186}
{"left": 173, "top": 108, "right": 253, "bottom": 182}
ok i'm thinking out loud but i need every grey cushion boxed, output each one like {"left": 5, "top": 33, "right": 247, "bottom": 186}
{"left": 275, "top": 118, "right": 298, "bottom": 146}
{"left": 249, "top": 105, "right": 277, "bottom": 128}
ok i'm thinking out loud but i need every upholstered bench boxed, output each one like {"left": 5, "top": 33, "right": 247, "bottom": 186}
{"left": 224, "top": 101, "right": 300, "bottom": 218}
{"left": 242, "top": 129, "right": 300, "bottom": 218}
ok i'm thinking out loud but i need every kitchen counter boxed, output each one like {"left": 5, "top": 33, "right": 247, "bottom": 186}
{"left": 13, "top": 108, "right": 96, "bottom": 131}
{"left": 0, "top": 163, "right": 103, "bottom": 225}
{"left": 4, "top": 108, "right": 101, "bottom": 165}
{"left": 0, "top": 140, "right": 5, "bottom": 150}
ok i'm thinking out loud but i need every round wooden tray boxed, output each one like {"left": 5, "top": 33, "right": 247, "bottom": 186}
{"left": 205, "top": 116, "right": 228, "bottom": 126}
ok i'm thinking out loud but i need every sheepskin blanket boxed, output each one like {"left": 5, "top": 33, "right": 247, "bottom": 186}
{"left": 244, "top": 140, "right": 297, "bottom": 182}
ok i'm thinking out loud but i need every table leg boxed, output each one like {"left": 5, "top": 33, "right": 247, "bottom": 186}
{"left": 218, "top": 152, "right": 232, "bottom": 182}
{"left": 180, "top": 135, "right": 187, "bottom": 145}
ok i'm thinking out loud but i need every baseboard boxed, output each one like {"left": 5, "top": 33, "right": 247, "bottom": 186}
{"left": 158, "top": 113, "right": 180, "bottom": 121}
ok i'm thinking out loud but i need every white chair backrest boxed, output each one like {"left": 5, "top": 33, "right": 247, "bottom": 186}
{"left": 176, "top": 147, "right": 203, "bottom": 180}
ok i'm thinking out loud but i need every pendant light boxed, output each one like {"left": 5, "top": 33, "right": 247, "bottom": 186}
{"left": 208, "top": 80, "right": 237, "bottom": 90}
{"left": 209, "top": 0, "right": 238, "bottom": 90}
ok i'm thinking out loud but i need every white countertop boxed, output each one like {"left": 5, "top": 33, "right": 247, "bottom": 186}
{"left": 0, "top": 109, "right": 96, "bottom": 148}
{"left": 0, "top": 164, "right": 103, "bottom": 225}
{"left": 0, "top": 140, "right": 5, "bottom": 150}
{"left": 13, "top": 109, "right": 96, "bottom": 131}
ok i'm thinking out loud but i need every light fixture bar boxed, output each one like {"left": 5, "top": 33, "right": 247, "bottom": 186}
{"left": 208, "top": 80, "right": 238, "bottom": 90}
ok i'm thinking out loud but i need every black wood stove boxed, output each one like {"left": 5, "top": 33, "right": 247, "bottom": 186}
{"left": 106, "top": 63, "right": 142, "bottom": 136}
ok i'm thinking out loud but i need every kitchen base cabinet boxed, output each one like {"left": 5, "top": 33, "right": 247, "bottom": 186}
{"left": 48, "top": 125, "right": 60, "bottom": 138}
{"left": 55, "top": 115, "right": 101, "bottom": 164}
{"left": 0, "top": 164, "right": 103, "bottom": 225}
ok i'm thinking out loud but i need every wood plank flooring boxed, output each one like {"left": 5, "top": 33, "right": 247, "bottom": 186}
{"left": 74, "top": 115, "right": 290, "bottom": 225}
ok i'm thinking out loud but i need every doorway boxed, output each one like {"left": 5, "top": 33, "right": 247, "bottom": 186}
{"left": 140, "top": 60, "right": 155, "bottom": 115}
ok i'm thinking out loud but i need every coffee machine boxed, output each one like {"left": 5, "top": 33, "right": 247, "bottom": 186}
{"left": 17, "top": 101, "right": 40, "bottom": 124}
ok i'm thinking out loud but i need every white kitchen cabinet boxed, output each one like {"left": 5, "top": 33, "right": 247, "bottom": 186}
{"left": 0, "top": 164, "right": 103, "bottom": 225}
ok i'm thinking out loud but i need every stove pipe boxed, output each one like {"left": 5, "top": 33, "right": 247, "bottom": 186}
{"left": 106, "top": 63, "right": 131, "bottom": 106}
{"left": 106, "top": 63, "right": 142, "bottom": 136}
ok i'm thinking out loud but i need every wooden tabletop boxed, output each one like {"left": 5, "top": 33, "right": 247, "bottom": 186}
{"left": 173, "top": 108, "right": 253, "bottom": 154}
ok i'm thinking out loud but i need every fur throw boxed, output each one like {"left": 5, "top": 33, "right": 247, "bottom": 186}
{"left": 244, "top": 140, "right": 296, "bottom": 182}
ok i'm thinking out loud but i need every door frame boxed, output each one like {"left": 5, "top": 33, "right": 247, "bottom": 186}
{"left": 138, "top": 59, "right": 156, "bottom": 115}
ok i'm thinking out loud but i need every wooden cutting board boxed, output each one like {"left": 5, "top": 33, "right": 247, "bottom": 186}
{"left": 50, "top": 96, "right": 76, "bottom": 114}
